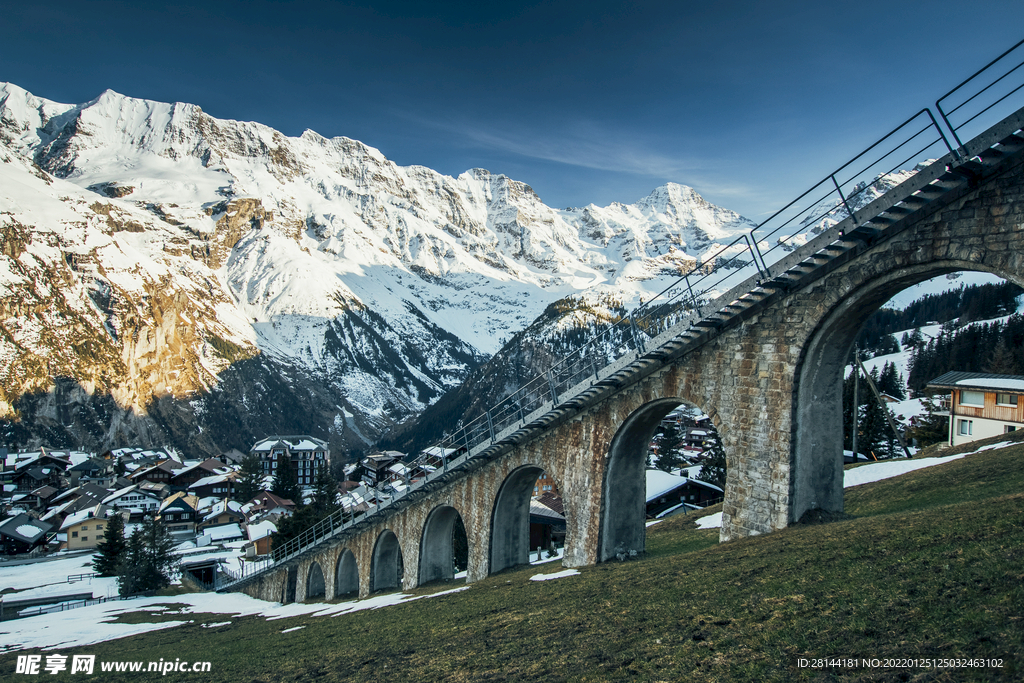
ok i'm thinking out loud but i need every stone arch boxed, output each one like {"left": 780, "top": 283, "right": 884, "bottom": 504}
{"left": 335, "top": 548, "right": 359, "bottom": 598}
{"left": 306, "top": 561, "right": 325, "bottom": 600}
{"left": 419, "top": 504, "right": 467, "bottom": 584}
{"left": 370, "top": 529, "right": 403, "bottom": 593}
{"left": 490, "top": 465, "right": 560, "bottom": 573}
{"left": 597, "top": 397, "right": 710, "bottom": 562}
{"left": 793, "top": 261, "right": 1023, "bottom": 523}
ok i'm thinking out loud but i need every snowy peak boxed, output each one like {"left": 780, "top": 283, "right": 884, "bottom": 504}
{"left": 0, "top": 80, "right": 760, "bottom": 455}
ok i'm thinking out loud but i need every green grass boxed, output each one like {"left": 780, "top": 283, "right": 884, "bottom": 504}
{"left": 4, "top": 434, "right": 1024, "bottom": 681}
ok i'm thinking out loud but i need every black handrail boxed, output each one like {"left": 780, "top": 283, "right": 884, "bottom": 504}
{"left": 937, "top": 38, "right": 1024, "bottom": 150}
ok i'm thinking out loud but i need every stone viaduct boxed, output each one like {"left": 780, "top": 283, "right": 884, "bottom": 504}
{"left": 227, "top": 104, "right": 1024, "bottom": 605}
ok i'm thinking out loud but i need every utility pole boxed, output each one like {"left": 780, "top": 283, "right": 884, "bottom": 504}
{"left": 855, "top": 350, "right": 913, "bottom": 459}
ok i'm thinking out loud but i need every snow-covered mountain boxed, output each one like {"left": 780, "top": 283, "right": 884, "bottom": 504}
{"left": 0, "top": 82, "right": 757, "bottom": 456}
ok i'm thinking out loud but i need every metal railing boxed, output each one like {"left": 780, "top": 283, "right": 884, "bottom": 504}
{"left": 938, "top": 38, "right": 1024, "bottom": 152}
{"left": 224, "top": 38, "right": 1024, "bottom": 589}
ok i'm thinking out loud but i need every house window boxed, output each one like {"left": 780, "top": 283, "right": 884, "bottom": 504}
{"left": 72, "top": 531, "right": 78, "bottom": 538}
{"left": 1006, "top": 425, "right": 1018, "bottom": 433}
{"left": 82, "top": 536, "right": 88, "bottom": 542}
{"left": 960, "top": 390, "right": 985, "bottom": 406}
{"left": 81, "top": 525, "right": 88, "bottom": 531}
{"left": 996, "top": 393, "right": 1018, "bottom": 406}
{"left": 958, "top": 419, "right": 973, "bottom": 436}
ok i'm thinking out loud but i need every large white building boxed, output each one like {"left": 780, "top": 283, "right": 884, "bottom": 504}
{"left": 251, "top": 436, "right": 329, "bottom": 487}
{"left": 927, "top": 371, "right": 1024, "bottom": 446}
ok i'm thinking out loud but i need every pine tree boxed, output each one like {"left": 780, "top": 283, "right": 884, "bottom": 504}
{"left": 906, "top": 395, "right": 950, "bottom": 448}
{"left": 985, "top": 338, "right": 1016, "bottom": 374}
{"left": 92, "top": 512, "right": 125, "bottom": 577}
{"left": 312, "top": 464, "right": 339, "bottom": 517}
{"left": 655, "top": 422, "right": 685, "bottom": 473}
{"left": 697, "top": 437, "right": 727, "bottom": 490}
{"left": 117, "top": 529, "right": 147, "bottom": 596}
{"left": 235, "top": 452, "right": 265, "bottom": 503}
{"left": 271, "top": 455, "right": 300, "bottom": 503}
{"left": 116, "top": 516, "right": 179, "bottom": 596}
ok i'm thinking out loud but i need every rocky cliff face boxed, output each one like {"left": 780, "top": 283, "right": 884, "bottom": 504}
{"left": 0, "top": 82, "right": 756, "bottom": 457}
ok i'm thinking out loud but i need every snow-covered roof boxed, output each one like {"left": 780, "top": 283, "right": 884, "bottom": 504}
{"left": 251, "top": 435, "right": 328, "bottom": 452}
{"left": 202, "top": 499, "right": 242, "bottom": 521}
{"left": 59, "top": 505, "right": 115, "bottom": 530}
{"left": 198, "top": 523, "right": 245, "bottom": 543}
{"left": 0, "top": 513, "right": 53, "bottom": 543}
{"left": 102, "top": 484, "right": 139, "bottom": 504}
{"left": 645, "top": 469, "right": 723, "bottom": 501}
{"left": 959, "top": 378, "right": 1024, "bottom": 391}
{"left": 247, "top": 520, "right": 277, "bottom": 541}
{"left": 929, "top": 371, "right": 1024, "bottom": 393}
{"left": 646, "top": 469, "right": 689, "bottom": 501}
{"left": 189, "top": 473, "right": 233, "bottom": 489}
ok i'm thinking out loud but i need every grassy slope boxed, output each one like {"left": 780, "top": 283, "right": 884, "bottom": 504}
{"left": 3, "top": 434, "right": 1023, "bottom": 682}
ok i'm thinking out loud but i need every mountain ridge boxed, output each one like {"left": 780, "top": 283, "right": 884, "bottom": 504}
{"left": 0, "top": 81, "right": 757, "bottom": 457}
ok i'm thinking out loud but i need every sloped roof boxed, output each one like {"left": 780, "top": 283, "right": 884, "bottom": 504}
{"left": 251, "top": 435, "right": 328, "bottom": 452}
{"left": 159, "top": 491, "right": 199, "bottom": 512}
{"left": 529, "top": 498, "right": 565, "bottom": 522}
{"left": 0, "top": 513, "right": 54, "bottom": 543}
{"left": 928, "top": 371, "right": 1024, "bottom": 392}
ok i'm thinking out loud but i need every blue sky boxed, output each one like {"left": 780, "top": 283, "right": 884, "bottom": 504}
{"left": 2, "top": 1, "right": 1020, "bottom": 218}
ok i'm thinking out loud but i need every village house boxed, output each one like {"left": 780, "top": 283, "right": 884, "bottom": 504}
{"left": 129, "top": 460, "right": 177, "bottom": 485}
{"left": 244, "top": 519, "right": 277, "bottom": 557}
{"left": 645, "top": 468, "right": 723, "bottom": 518}
{"left": 67, "top": 457, "right": 115, "bottom": 487}
{"left": 60, "top": 504, "right": 123, "bottom": 551}
{"left": 157, "top": 492, "right": 200, "bottom": 536}
{"left": 0, "top": 513, "right": 54, "bottom": 554}
{"left": 359, "top": 451, "right": 403, "bottom": 487}
{"left": 927, "top": 371, "right": 1024, "bottom": 446}
{"left": 188, "top": 472, "right": 237, "bottom": 499}
{"left": 26, "top": 485, "right": 60, "bottom": 512}
{"left": 169, "top": 459, "right": 232, "bottom": 490}
{"left": 251, "top": 436, "right": 330, "bottom": 487}
{"left": 196, "top": 522, "right": 245, "bottom": 546}
{"left": 243, "top": 491, "right": 296, "bottom": 521}
{"left": 102, "top": 484, "right": 163, "bottom": 516}
{"left": 199, "top": 499, "right": 245, "bottom": 531}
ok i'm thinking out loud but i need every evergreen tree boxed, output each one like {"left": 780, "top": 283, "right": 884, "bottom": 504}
{"left": 697, "top": 437, "right": 727, "bottom": 490}
{"left": 878, "top": 361, "right": 906, "bottom": 400}
{"left": 116, "top": 516, "right": 179, "bottom": 596}
{"left": 655, "top": 422, "right": 686, "bottom": 473}
{"left": 985, "top": 338, "right": 1016, "bottom": 374}
{"left": 235, "top": 453, "right": 265, "bottom": 503}
{"left": 271, "top": 455, "right": 300, "bottom": 503}
{"left": 92, "top": 512, "right": 125, "bottom": 577}
{"left": 312, "top": 464, "right": 340, "bottom": 517}
{"left": 117, "top": 529, "right": 147, "bottom": 596}
{"left": 906, "top": 395, "right": 950, "bottom": 448}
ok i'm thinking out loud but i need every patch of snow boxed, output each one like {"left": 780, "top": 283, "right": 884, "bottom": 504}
{"left": 529, "top": 569, "right": 580, "bottom": 582}
{"left": 843, "top": 454, "right": 965, "bottom": 488}
{"left": 695, "top": 511, "right": 723, "bottom": 530}
{"left": 0, "top": 586, "right": 471, "bottom": 652}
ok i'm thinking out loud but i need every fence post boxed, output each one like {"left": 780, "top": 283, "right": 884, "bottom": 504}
{"left": 546, "top": 370, "right": 559, "bottom": 404}
{"left": 830, "top": 174, "right": 856, "bottom": 225}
